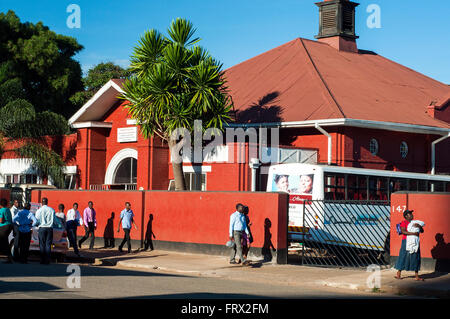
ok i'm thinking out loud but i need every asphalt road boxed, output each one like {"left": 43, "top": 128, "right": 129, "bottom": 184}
{"left": 0, "top": 262, "right": 405, "bottom": 299}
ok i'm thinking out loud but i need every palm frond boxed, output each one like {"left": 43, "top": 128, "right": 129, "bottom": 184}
{"left": 167, "top": 18, "right": 200, "bottom": 47}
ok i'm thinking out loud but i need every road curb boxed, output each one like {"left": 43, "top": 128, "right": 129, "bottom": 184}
{"left": 318, "top": 280, "right": 449, "bottom": 298}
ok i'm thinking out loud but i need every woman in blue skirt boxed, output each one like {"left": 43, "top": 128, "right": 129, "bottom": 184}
{"left": 395, "top": 210, "right": 424, "bottom": 281}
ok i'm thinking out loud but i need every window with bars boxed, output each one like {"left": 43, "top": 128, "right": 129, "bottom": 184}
{"left": 184, "top": 172, "right": 206, "bottom": 191}
{"left": 4, "top": 174, "right": 39, "bottom": 185}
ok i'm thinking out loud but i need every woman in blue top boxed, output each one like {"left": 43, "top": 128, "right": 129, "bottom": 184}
{"left": 0, "top": 198, "right": 13, "bottom": 263}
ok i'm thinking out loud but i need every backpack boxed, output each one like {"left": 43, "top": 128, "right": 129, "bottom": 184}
{"left": 396, "top": 222, "right": 402, "bottom": 235}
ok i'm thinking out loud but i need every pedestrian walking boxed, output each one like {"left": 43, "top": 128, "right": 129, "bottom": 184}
{"left": 228, "top": 203, "right": 250, "bottom": 265}
{"left": 78, "top": 201, "right": 97, "bottom": 250}
{"left": 394, "top": 209, "right": 425, "bottom": 281}
{"left": 10, "top": 199, "right": 20, "bottom": 261}
{"left": 144, "top": 213, "right": 155, "bottom": 251}
{"left": 117, "top": 202, "right": 138, "bottom": 253}
{"left": 103, "top": 212, "right": 115, "bottom": 248}
{"left": 12, "top": 203, "right": 37, "bottom": 263}
{"left": 35, "top": 198, "right": 56, "bottom": 264}
{"left": 0, "top": 198, "right": 13, "bottom": 264}
{"left": 66, "top": 203, "right": 82, "bottom": 256}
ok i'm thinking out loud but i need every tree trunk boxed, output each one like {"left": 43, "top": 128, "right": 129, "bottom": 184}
{"left": 169, "top": 138, "right": 186, "bottom": 191}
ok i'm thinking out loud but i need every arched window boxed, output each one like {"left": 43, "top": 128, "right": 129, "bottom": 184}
{"left": 400, "top": 141, "right": 408, "bottom": 159}
{"left": 113, "top": 157, "right": 137, "bottom": 185}
{"left": 369, "top": 138, "right": 379, "bottom": 156}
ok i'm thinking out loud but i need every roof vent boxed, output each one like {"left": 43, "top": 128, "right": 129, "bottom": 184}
{"left": 315, "top": 0, "right": 359, "bottom": 53}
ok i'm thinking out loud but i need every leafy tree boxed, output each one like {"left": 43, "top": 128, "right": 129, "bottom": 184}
{"left": 0, "top": 10, "right": 77, "bottom": 187}
{"left": 0, "top": 10, "right": 84, "bottom": 118}
{"left": 70, "top": 62, "right": 130, "bottom": 108}
{"left": 122, "top": 18, "right": 232, "bottom": 190}
{"left": 0, "top": 99, "right": 70, "bottom": 188}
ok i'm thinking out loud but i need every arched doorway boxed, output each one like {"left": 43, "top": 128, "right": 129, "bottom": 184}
{"left": 113, "top": 157, "right": 137, "bottom": 185}
{"left": 104, "top": 148, "right": 138, "bottom": 189}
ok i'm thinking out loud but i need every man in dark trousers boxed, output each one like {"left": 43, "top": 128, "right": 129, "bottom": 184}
{"left": 12, "top": 203, "right": 37, "bottom": 263}
{"left": 79, "top": 201, "right": 97, "bottom": 250}
{"left": 117, "top": 202, "right": 138, "bottom": 253}
{"left": 35, "top": 198, "right": 56, "bottom": 264}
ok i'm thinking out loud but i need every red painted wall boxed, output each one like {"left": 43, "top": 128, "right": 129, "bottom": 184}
{"left": 30, "top": 190, "right": 288, "bottom": 252}
{"left": 144, "top": 191, "right": 287, "bottom": 250}
{"left": 390, "top": 192, "right": 450, "bottom": 260}
{"left": 31, "top": 190, "right": 144, "bottom": 241}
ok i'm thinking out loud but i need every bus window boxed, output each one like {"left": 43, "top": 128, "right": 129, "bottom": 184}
{"left": 346, "top": 175, "right": 368, "bottom": 200}
{"left": 431, "top": 181, "right": 445, "bottom": 192}
{"left": 347, "top": 175, "right": 357, "bottom": 200}
{"left": 446, "top": 182, "right": 450, "bottom": 193}
{"left": 409, "top": 179, "right": 418, "bottom": 191}
{"left": 369, "top": 177, "right": 388, "bottom": 200}
{"left": 368, "top": 177, "right": 377, "bottom": 200}
{"left": 390, "top": 179, "right": 408, "bottom": 193}
{"left": 418, "top": 180, "right": 428, "bottom": 191}
{"left": 324, "top": 173, "right": 345, "bottom": 200}
{"left": 358, "top": 176, "right": 368, "bottom": 200}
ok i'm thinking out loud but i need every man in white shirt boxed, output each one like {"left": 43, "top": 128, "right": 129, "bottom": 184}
{"left": 66, "top": 202, "right": 82, "bottom": 256}
{"left": 35, "top": 197, "right": 56, "bottom": 264}
{"left": 229, "top": 203, "right": 250, "bottom": 265}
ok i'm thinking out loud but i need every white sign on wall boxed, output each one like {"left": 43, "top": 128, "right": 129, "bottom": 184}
{"left": 117, "top": 127, "right": 137, "bottom": 143}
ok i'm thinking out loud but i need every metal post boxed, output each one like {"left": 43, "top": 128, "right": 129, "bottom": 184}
{"left": 249, "top": 158, "right": 260, "bottom": 192}
{"left": 315, "top": 123, "right": 332, "bottom": 165}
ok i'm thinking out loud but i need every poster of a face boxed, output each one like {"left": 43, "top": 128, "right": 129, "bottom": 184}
{"left": 272, "top": 174, "right": 314, "bottom": 195}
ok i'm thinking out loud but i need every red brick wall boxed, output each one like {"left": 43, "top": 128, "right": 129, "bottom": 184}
{"left": 390, "top": 192, "right": 450, "bottom": 260}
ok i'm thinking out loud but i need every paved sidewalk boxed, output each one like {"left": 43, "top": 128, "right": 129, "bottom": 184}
{"left": 67, "top": 246, "right": 450, "bottom": 298}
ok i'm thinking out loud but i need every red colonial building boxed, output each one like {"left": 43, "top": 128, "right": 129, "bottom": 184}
{"left": 1, "top": 0, "right": 449, "bottom": 195}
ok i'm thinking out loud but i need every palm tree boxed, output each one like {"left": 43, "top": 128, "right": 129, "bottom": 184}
{"left": 121, "top": 18, "right": 232, "bottom": 190}
{"left": 0, "top": 98, "right": 70, "bottom": 188}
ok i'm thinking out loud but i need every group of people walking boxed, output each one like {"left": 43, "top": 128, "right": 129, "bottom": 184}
{"left": 0, "top": 197, "right": 141, "bottom": 265}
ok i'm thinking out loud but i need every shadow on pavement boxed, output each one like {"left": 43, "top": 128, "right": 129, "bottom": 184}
{"left": 0, "top": 262, "right": 187, "bottom": 279}
{"left": 0, "top": 280, "right": 60, "bottom": 294}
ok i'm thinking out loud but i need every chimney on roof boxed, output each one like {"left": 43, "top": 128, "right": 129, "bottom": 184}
{"left": 315, "top": 0, "right": 359, "bottom": 53}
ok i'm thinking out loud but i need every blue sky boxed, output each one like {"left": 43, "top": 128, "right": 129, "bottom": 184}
{"left": 1, "top": 0, "right": 449, "bottom": 83}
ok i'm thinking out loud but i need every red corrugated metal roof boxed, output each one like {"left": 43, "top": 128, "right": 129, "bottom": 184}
{"left": 225, "top": 38, "right": 450, "bottom": 129}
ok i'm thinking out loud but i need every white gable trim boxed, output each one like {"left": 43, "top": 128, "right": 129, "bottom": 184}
{"left": 69, "top": 80, "right": 124, "bottom": 125}
{"left": 71, "top": 121, "right": 113, "bottom": 129}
